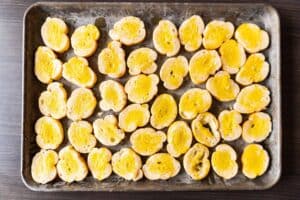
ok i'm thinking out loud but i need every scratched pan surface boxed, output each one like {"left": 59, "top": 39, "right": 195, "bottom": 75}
{"left": 22, "top": 2, "right": 281, "bottom": 191}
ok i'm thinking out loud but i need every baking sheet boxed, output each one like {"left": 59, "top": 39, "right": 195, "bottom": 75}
{"left": 22, "top": 2, "right": 281, "bottom": 191}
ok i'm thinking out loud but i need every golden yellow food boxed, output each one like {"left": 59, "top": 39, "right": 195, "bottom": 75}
{"left": 118, "top": 104, "right": 150, "bottom": 132}
{"left": 179, "top": 15, "right": 204, "bottom": 52}
{"left": 31, "top": 149, "right": 58, "bottom": 184}
{"left": 242, "top": 112, "right": 272, "bottom": 143}
{"left": 93, "top": 115, "right": 125, "bottom": 146}
{"left": 112, "top": 148, "right": 143, "bottom": 181}
{"left": 66, "top": 88, "right": 97, "bottom": 121}
{"left": 211, "top": 144, "right": 238, "bottom": 179}
{"left": 98, "top": 41, "right": 126, "bottom": 78}
{"left": 183, "top": 143, "right": 210, "bottom": 180}
{"left": 242, "top": 144, "right": 269, "bottom": 179}
{"left": 88, "top": 147, "right": 112, "bottom": 181}
{"left": 189, "top": 50, "right": 221, "bottom": 84}
{"left": 150, "top": 94, "right": 177, "bottom": 129}
{"left": 109, "top": 16, "right": 146, "bottom": 45}
{"left": 142, "top": 153, "right": 180, "bottom": 180}
{"left": 219, "top": 39, "right": 246, "bottom": 74}
{"left": 130, "top": 128, "right": 166, "bottom": 156}
{"left": 62, "top": 56, "right": 96, "bottom": 88}
{"left": 159, "top": 56, "right": 189, "bottom": 90}
{"left": 71, "top": 24, "right": 100, "bottom": 57}
{"left": 235, "top": 23, "right": 269, "bottom": 53}
{"left": 68, "top": 121, "right": 96, "bottom": 154}
{"left": 56, "top": 146, "right": 88, "bottom": 183}
{"left": 153, "top": 20, "right": 180, "bottom": 57}
{"left": 191, "top": 112, "right": 220, "bottom": 147}
{"left": 218, "top": 110, "right": 242, "bottom": 141}
{"left": 34, "top": 46, "right": 63, "bottom": 84}
{"left": 99, "top": 80, "right": 127, "bottom": 112}
{"left": 41, "top": 17, "right": 70, "bottom": 53}
{"left": 39, "top": 82, "right": 67, "bottom": 119}
{"left": 179, "top": 88, "right": 212, "bottom": 120}
{"left": 125, "top": 74, "right": 159, "bottom": 104}
{"left": 206, "top": 71, "right": 240, "bottom": 102}
{"left": 166, "top": 121, "right": 192, "bottom": 157}
{"left": 203, "top": 20, "right": 234, "bottom": 50}
{"left": 236, "top": 53, "right": 270, "bottom": 85}
{"left": 35, "top": 116, "right": 64, "bottom": 150}
{"left": 127, "top": 47, "right": 158, "bottom": 75}
{"left": 234, "top": 84, "right": 270, "bottom": 114}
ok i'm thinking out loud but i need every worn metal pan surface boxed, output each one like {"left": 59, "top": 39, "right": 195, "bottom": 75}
{"left": 22, "top": 2, "right": 281, "bottom": 191}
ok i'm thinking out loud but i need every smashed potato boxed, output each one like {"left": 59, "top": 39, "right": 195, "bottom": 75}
{"left": 71, "top": 24, "right": 100, "bottom": 57}
{"left": 179, "top": 15, "right": 204, "bottom": 52}
{"left": 235, "top": 23, "right": 269, "bottom": 53}
{"left": 130, "top": 128, "right": 166, "bottom": 156}
{"left": 109, "top": 16, "right": 146, "bottom": 46}
{"left": 242, "top": 112, "right": 272, "bottom": 143}
{"left": 98, "top": 41, "right": 126, "bottom": 78}
{"left": 41, "top": 17, "right": 69, "bottom": 53}
{"left": 183, "top": 143, "right": 210, "bottom": 180}
{"left": 57, "top": 146, "right": 88, "bottom": 183}
{"left": 150, "top": 94, "right": 177, "bottom": 129}
{"left": 125, "top": 74, "right": 159, "bottom": 104}
{"left": 159, "top": 56, "right": 189, "bottom": 90}
{"left": 127, "top": 47, "right": 158, "bottom": 75}
{"left": 68, "top": 121, "right": 96, "bottom": 154}
{"left": 118, "top": 104, "right": 150, "bottom": 132}
{"left": 34, "top": 46, "right": 63, "bottom": 84}
{"left": 166, "top": 121, "right": 192, "bottom": 157}
{"left": 88, "top": 147, "right": 112, "bottom": 181}
{"left": 236, "top": 53, "right": 270, "bottom": 86}
{"left": 242, "top": 144, "right": 269, "bottom": 179}
{"left": 93, "top": 115, "right": 125, "bottom": 146}
{"left": 211, "top": 144, "right": 238, "bottom": 179}
{"left": 67, "top": 88, "right": 97, "bottom": 121}
{"left": 31, "top": 149, "right": 58, "bottom": 184}
{"left": 218, "top": 110, "right": 242, "bottom": 141}
{"left": 112, "top": 148, "right": 143, "bottom": 181}
{"left": 206, "top": 71, "right": 240, "bottom": 102}
{"left": 189, "top": 50, "right": 221, "bottom": 84}
{"left": 219, "top": 39, "right": 246, "bottom": 74}
{"left": 143, "top": 153, "right": 180, "bottom": 180}
{"left": 62, "top": 56, "right": 96, "bottom": 88}
{"left": 153, "top": 20, "right": 180, "bottom": 57}
{"left": 203, "top": 20, "right": 234, "bottom": 50}
{"left": 35, "top": 116, "right": 64, "bottom": 150}
{"left": 99, "top": 80, "right": 127, "bottom": 112}
{"left": 39, "top": 82, "right": 67, "bottom": 119}
{"left": 179, "top": 88, "right": 212, "bottom": 120}
{"left": 191, "top": 112, "right": 220, "bottom": 147}
{"left": 234, "top": 84, "right": 270, "bottom": 114}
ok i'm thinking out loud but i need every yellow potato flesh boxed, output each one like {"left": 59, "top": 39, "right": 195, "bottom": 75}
{"left": 45, "top": 20, "right": 64, "bottom": 48}
{"left": 237, "top": 24, "right": 262, "bottom": 51}
{"left": 220, "top": 39, "right": 244, "bottom": 71}
{"left": 117, "top": 20, "right": 141, "bottom": 39}
{"left": 35, "top": 48, "right": 58, "bottom": 82}
{"left": 212, "top": 150, "right": 234, "bottom": 172}
{"left": 238, "top": 54, "right": 266, "bottom": 84}
{"left": 73, "top": 25, "right": 99, "bottom": 49}
{"left": 180, "top": 17, "right": 202, "bottom": 50}
{"left": 204, "top": 23, "right": 232, "bottom": 49}
{"left": 242, "top": 144, "right": 269, "bottom": 178}
{"left": 132, "top": 131, "right": 164, "bottom": 155}
{"left": 64, "top": 58, "right": 93, "bottom": 85}
{"left": 146, "top": 154, "right": 177, "bottom": 175}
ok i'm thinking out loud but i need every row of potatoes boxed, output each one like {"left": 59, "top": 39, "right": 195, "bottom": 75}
{"left": 32, "top": 15, "right": 271, "bottom": 184}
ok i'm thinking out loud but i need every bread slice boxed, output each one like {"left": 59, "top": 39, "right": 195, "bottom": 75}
{"left": 57, "top": 146, "right": 88, "bottom": 183}
{"left": 31, "top": 149, "right": 58, "bottom": 184}
{"left": 41, "top": 17, "right": 70, "bottom": 53}
{"left": 109, "top": 16, "right": 146, "bottom": 46}
{"left": 39, "top": 82, "right": 67, "bottom": 119}
{"left": 34, "top": 46, "right": 63, "bottom": 84}
{"left": 71, "top": 24, "right": 100, "bottom": 57}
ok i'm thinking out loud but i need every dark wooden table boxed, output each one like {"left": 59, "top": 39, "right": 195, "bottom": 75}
{"left": 0, "top": 0, "right": 299, "bottom": 199}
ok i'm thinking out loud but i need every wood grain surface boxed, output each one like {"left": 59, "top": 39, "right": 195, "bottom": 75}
{"left": 0, "top": 0, "right": 299, "bottom": 199}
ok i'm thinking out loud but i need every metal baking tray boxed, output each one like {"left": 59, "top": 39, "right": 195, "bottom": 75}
{"left": 22, "top": 2, "right": 281, "bottom": 191}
